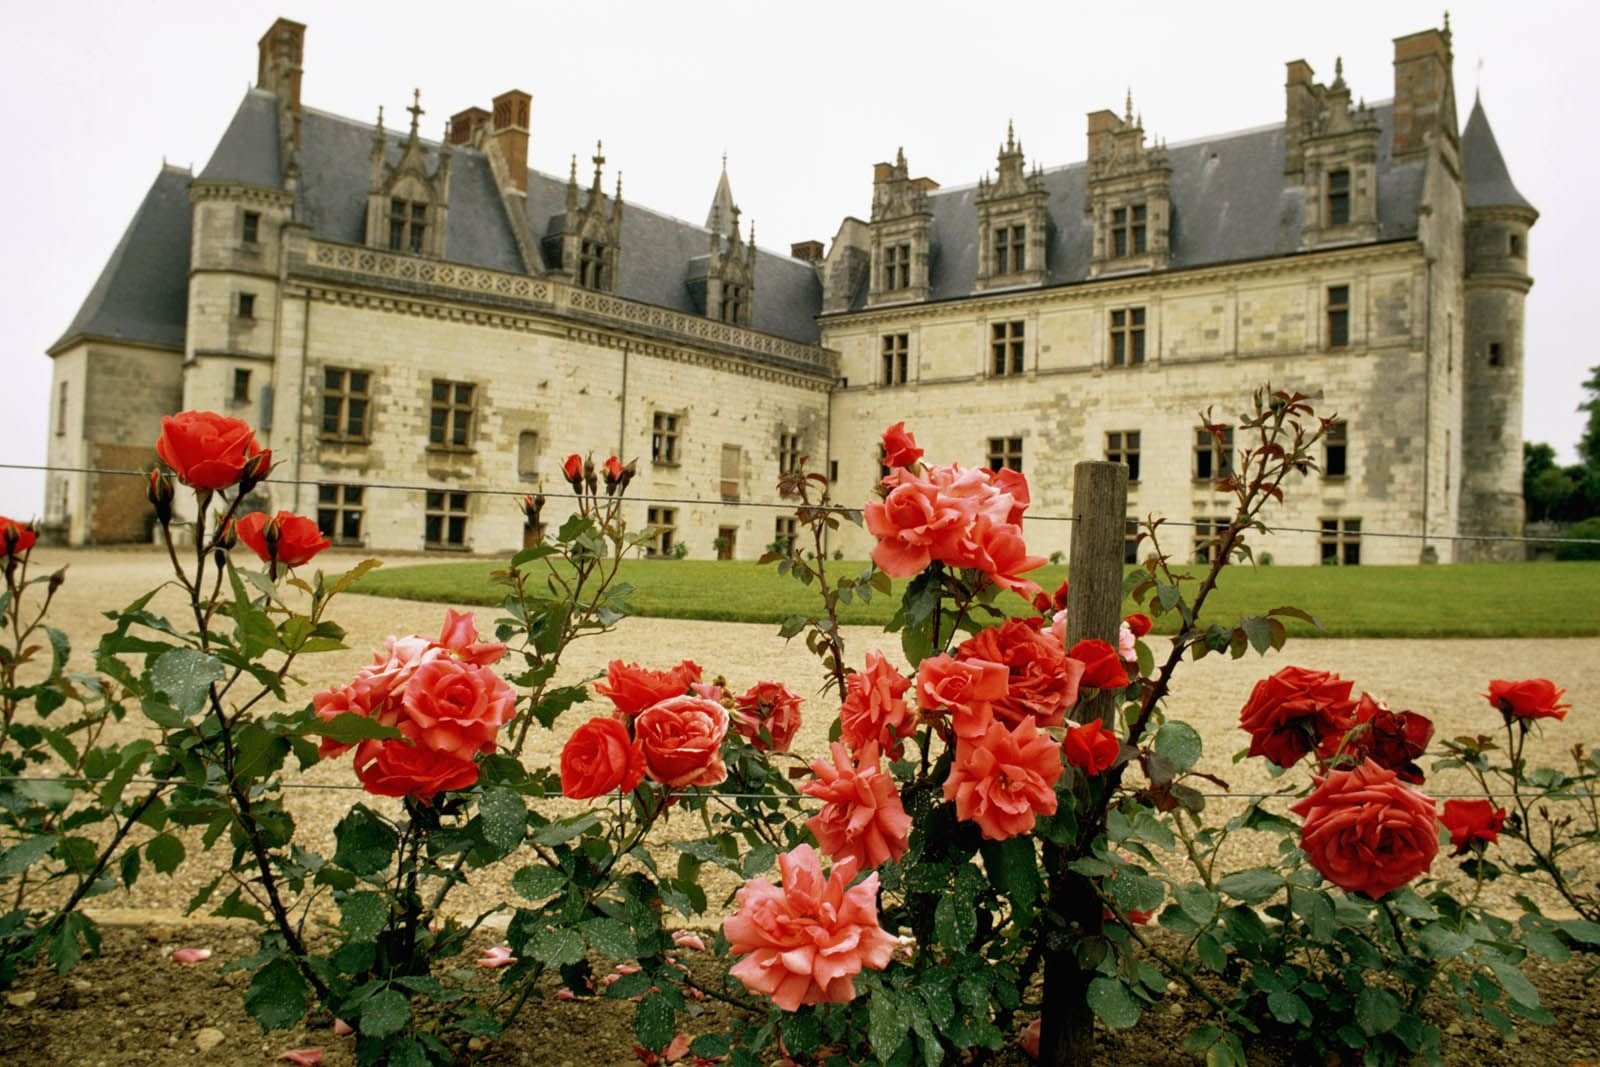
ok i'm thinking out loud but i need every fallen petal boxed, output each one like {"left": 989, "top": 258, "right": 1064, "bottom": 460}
{"left": 476, "top": 944, "right": 518, "bottom": 968}
{"left": 670, "top": 931, "right": 707, "bottom": 952}
{"left": 281, "top": 1050, "right": 324, "bottom": 1066}
{"left": 664, "top": 1033, "right": 691, "bottom": 1061}
{"left": 169, "top": 948, "right": 212, "bottom": 964}
{"left": 332, "top": 1019, "right": 354, "bottom": 1037}
{"left": 556, "top": 986, "right": 578, "bottom": 1001}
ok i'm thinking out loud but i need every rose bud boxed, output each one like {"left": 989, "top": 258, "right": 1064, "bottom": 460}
{"left": 561, "top": 453, "right": 584, "bottom": 493}
{"left": 602, "top": 455, "right": 624, "bottom": 495}
{"left": 583, "top": 455, "right": 598, "bottom": 496}
{"left": 147, "top": 469, "right": 176, "bottom": 525}
{"left": 520, "top": 493, "right": 545, "bottom": 526}
{"left": 620, "top": 459, "right": 637, "bottom": 492}
{"left": 238, "top": 447, "right": 273, "bottom": 495}
{"left": 48, "top": 568, "right": 66, "bottom": 596}
{"left": 213, "top": 515, "right": 237, "bottom": 551}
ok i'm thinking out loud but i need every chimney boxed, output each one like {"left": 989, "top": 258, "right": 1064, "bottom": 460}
{"left": 256, "top": 18, "right": 306, "bottom": 112}
{"left": 491, "top": 89, "right": 532, "bottom": 194}
{"left": 790, "top": 240, "right": 824, "bottom": 263}
{"left": 450, "top": 107, "right": 490, "bottom": 146}
{"left": 1284, "top": 59, "right": 1316, "bottom": 175}
{"left": 1392, "top": 26, "right": 1454, "bottom": 158}
{"left": 1086, "top": 109, "right": 1121, "bottom": 164}
{"left": 873, "top": 161, "right": 895, "bottom": 183}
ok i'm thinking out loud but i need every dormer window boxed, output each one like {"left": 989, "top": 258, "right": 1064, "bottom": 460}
{"left": 994, "top": 226, "right": 1026, "bottom": 274}
{"left": 1327, "top": 169, "right": 1351, "bottom": 226}
{"left": 579, "top": 239, "right": 607, "bottom": 289}
{"left": 883, "top": 243, "right": 911, "bottom": 291}
{"left": 389, "top": 198, "right": 427, "bottom": 254}
{"left": 1111, "top": 205, "right": 1147, "bottom": 257}
{"left": 721, "top": 282, "right": 747, "bottom": 323}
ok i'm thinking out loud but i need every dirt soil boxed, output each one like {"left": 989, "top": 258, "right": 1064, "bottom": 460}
{"left": 4, "top": 546, "right": 1598, "bottom": 1065}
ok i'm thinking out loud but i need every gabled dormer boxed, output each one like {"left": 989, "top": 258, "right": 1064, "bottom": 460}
{"left": 703, "top": 202, "right": 757, "bottom": 326}
{"left": 1086, "top": 96, "right": 1171, "bottom": 277}
{"left": 974, "top": 122, "right": 1048, "bottom": 291}
{"left": 364, "top": 90, "right": 452, "bottom": 257}
{"left": 866, "top": 149, "right": 936, "bottom": 307}
{"left": 1285, "top": 58, "right": 1381, "bottom": 248}
{"left": 547, "top": 144, "right": 623, "bottom": 291}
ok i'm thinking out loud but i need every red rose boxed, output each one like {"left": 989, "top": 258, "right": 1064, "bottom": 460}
{"left": 1067, "top": 639, "right": 1129, "bottom": 691}
{"left": 594, "top": 659, "right": 703, "bottom": 719}
{"left": 1440, "top": 798, "right": 1507, "bottom": 855}
{"left": 1062, "top": 719, "right": 1120, "bottom": 775}
{"left": 560, "top": 717, "right": 645, "bottom": 799}
{"left": 1485, "top": 678, "right": 1570, "bottom": 722}
{"left": 1051, "top": 581, "right": 1071, "bottom": 612}
{"left": 1123, "top": 613, "right": 1152, "bottom": 638}
{"left": 0, "top": 515, "right": 37, "bottom": 558}
{"left": 1238, "top": 666, "right": 1357, "bottom": 769}
{"left": 1290, "top": 762, "right": 1438, "bottom": 898}
{"left": 352, "top": 738, "right": 479, "bottom": 801}
{"left": 634, "top": 695, "right": 730, "bottom": 787}
{"left": 1321, "top": 693, "right": 1432, "bottom": 784}
{"left": 733, "top": 680, "right": 804, "bottom": 753}
{"left": 234, "top": 511, "right": 331, "bottom": 568}
{"left": 881, "top": 421, "right": 923, "bottom": 469}
{"left": 154, "top": 410, "right": 265, "bottom": 491}
{"left": 957, "top": 617, "right": 1082, "bottom": 730}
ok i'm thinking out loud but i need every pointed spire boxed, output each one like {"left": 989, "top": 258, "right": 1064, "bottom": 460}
{"left": 406, "top": 88, "right": 424, "bottom": 139}
{"left": 569, "top": 154, "right": 578, "bottom": 184}
{"left": 615, "top": 170, "right": 623, "bottom": 202}
{"left": 1333, "top": 56, "right": 1345, "bottom": 89}
{"left": 591, "top": 140, "right": 605, "bottom": 191}
{"left": 375, "top": 104, "right": 385, "bottom": 134}
{"left": 707, "top": 154, "right": 737, "bottom": 234}
{"left": 1006, "top": 119, "right": 1016, "bottom": 152}
{"left": 895, "top": 145, "right": 906, "bottom": 168}
{"left": 1124, "top": 88, "right": 1134, "bottom": 123}
{"left": 748, "top": 219, "right": 755, "bottom": 250}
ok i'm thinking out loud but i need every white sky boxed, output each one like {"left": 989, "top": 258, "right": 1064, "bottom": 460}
{"left": 1, "top": 0, "right": 1591, "bottom": 516}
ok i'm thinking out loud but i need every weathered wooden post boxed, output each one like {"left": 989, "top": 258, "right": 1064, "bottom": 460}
{"left": 1040, "top": 459, "right": 1127, "bottom": 1065}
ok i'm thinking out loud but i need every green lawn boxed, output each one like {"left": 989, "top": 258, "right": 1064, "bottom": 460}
{"left": 349, "top": 559, "right": 1600, "bottom": 639}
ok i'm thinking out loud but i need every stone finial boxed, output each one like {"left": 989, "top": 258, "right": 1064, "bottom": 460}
{"left": 375, "top": 104, "right": 385, "bottom": 133}
{"left": 407, "top": 88, "right": 424, "bottom": 137}
{"left": 1124, "top": 88, "right": 1134, "bottom": 122}
{"left": 1332, "top": 57, "right": 1345, "bottom": 89}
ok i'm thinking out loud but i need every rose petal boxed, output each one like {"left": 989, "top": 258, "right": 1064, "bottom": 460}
{"left": 281, "top": 1051, "right": 325, "bottom": 1066}
{"left": 476, "top": 944, "right": 517, "bottom": 968}
{"left": 332, "top": 1019, "right": 354, "bottom": 1036}
{"left": 169, "top": 947, "right": 212, "bottom": 964}
{"left": 671, "top": 930, "right": 707, "bottom": 952}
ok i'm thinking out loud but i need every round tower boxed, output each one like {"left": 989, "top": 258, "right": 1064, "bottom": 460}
{"left": 1459, "top": 95, "right": 1537, "bottom": 561}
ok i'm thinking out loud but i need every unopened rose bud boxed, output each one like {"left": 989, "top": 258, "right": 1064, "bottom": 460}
{"left": 238, "top": 448, "right": 272, "bottom": 496}
{"left": 2, "top": 524, "right": 17, "bottom": 556}
{"left": 48, "top": 568, "right": 66, "bottom": 596}
{"left": 262, "top": 516, "right": 281, "bottom": 562}
{"left": 619, "top": 459, "right": 636, "bottom": 491}
{"left": 147, "top": 469, "right": 176, "bottom": 525}
{"left": 602, "top": 455, "right": 624, "bottom": 496}
{"left": 583, "top": 455, "right": 598, "bottom": 496}
{"left": 213, "top": 515, "right": 237, "bottom": 551}
{"left": 561, "top": 453, "right": 584, "bottom": 493}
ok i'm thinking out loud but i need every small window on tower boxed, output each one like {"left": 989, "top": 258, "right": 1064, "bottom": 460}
{"left": 1488, "top": 342, "right": 1502, "bottom": 367}
{"left": 242, "top": 211, "right": 260, "bottom": 244}
{"left": 1509, "top": 234, "right": 1522, "bottom": 258}
{"left": 232, "top": 368, "right": 251, "bottom": 404}
{"left": 237, "top": 292, "right": 256, "bottom": 320}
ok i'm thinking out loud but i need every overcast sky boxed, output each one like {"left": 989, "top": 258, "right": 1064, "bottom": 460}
{"left": 2, "top": 0, "right": 1591, "bottom": 516}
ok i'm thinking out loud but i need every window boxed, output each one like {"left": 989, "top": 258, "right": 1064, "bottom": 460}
{"left": 773, "top": 516, "right": 798, "bottom": 554}
{"left": 517, "top": 431, "right": 540, "bottom": 481}
{"left": 991, "top": 320, "right": 1025, "bottom": 376}
{"left": 1194, "top": 426, "right": 1234, "bottom": 482}
{"left": 994, "top": 225, "right": 1026, "bottom": 274}
{"left": 56, "top": 382, "right": 67, "bottom": 436}
{"left": 232, "top": 368, "right": 251, "bottom": 404}
{"left": 428, "top": 379, "right": 475, "bottom": 449}
{"left": 242, "top": 210, "right": 260, "bottom": 244}
{"left": 237, "top": 292, "right": 255, "bottom": 320}
{"left": 1111, "top": 204, "right": 1147, "bottom": 257}
{"left": 721, "top": 282, "right": 747, "bottom": 323}
{"left": 645, "top": 507, "right": 677, "bottom": 557}
{"left": 1509, "top": 234, "right": 1522, "bottom": 257}
{"left": 317, "top": 484, "right": 364, "bottom": 545}
{"left": 1487, "top": 342, "right": 1502, "bottom": 367}
{"left": 424, "top": 490, "right": 469, "bottom": 549}
{"left": 986, "top": 436, "right": 1022, "bottom": 473}
{"left": 1324, "top": 421, "right": 1348, "bottom": 478}
{"left": 778, "top": 433, "right": 803, "bottom": 476}
{"left": 828, "top": 459, "right": 839, "bottom": 483}
{"left": 1320, "top": 518, "right": 1361, "bottom": 565}
{"left": 1193, "top": 517, "right": 1230, "bottom": 564}
{"left": 1124, "top": 518, "right": 1141, "bottom": 565}
{"left": 1327, "top": 285, "right": 1350, "bottom": 348}
{"left": 883, "top": 243, "right": 911, "bottom": 291}
{"left": 1109, "top": 307, "right": 1146, "bottom": 366}
{"left": 651, "top": 412, "right": 680, "bottom": 464}
{"left": 1106, "top": 431, "right": 1141, "bottom": 483}
{"left": 881, "top": 333, "right": 909, "bottom": 386}
{"left": 388, "top": 198, "right": 427, "bottom": 254}
{"left": 579, "top": 239, "right": 607, "bottom": 290}
{"left": 720, "top": 444, "right": 741, "bottom": 501}
{"left": 1327, "top": 169, "right": 1350, "bottom": 226}
{"left": 321, "top": 368, "right": 371, "bottom": 442}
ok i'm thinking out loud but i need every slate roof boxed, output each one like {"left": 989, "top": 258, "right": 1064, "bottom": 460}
{"left": 1461, "top": 97, "right": 1534, "bottom": 212}
{"left": 858, "top": 102, "right": 1426, "bottom": 311}
{"left": 51, "top": 164, "right": 193, "bottom": 353}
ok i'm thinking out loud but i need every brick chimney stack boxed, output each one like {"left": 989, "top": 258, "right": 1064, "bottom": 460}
{"left": 1392, "top": 25, "right": 1455, "bottom": 159}
{"left": 450, "top": 107, "right": 490, "bottom": 146}
{"left": 491, "top": 90, "right": 531, "bottom": 195}
{"left": 256, "top": 17, "right": 305, "bottom": 112}
{"left": 790, "top": 240, "right": 824, "bottom": 263}
{"left": 1086, "top": 109, "right": 1121, "bottom": 164}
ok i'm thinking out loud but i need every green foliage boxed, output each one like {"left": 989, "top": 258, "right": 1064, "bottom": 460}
{"left": 1556, "top": 516, "right": 1600, "bottom": 561}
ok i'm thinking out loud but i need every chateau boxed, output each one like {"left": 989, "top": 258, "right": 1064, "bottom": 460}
{"left": 45, "top": 17, "right": 1535, "bottom": 565}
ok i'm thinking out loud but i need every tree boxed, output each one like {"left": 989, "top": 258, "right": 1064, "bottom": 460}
{"left": 1581, "top": 364, "right": 1600, "bottom": 470}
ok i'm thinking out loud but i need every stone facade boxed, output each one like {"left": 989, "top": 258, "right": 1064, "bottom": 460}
{"left": 45, "top": 18, "right": 1534, "bottom": 566}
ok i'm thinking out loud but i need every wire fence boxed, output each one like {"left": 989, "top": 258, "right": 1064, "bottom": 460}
{"left": 6, "top": 461, "right": 1600, "bottom": 549}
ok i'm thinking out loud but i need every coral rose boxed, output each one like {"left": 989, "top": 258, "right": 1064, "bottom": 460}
{"left": 1062, "top": 719, "right": 1121, "bottom": 775}
{"left": 943, "top": 719, "right": 1063, "bottom": 840}
{"left": 352, "top": 738, "right": 479, "bottom": 800}
{"left": 155, "top": 410, "right": 266, "bottom": 491}
{"left": 1320, "top": 693, "right": 1433, "bottom": 784}
{"left": 399, "top": 658, "right": 517, "bottom": 762}
{"left": 634, "top": 695, "right": 730, "bottom": 787}
{"left": 1290, "top": 762, "right": 1438, "bottom": 898}
{"left": 839, "top": 650, "right": 914, "bottom": 758}
{"left": 958, "top": 617, "right": 1082, "bottom": 729}
{"left": 1485, "top": 678, "right": 1570, "bottom": 722}
{"left": 561, "top": 717, "right": 645, "bottom": 799}
{"left": 881, "top": 421, "right": 924, "bottom": 469}
{"left": 916, "top": 654, "right": 1009, "bottom": 738}
{"left": 723, "top": 844, "right": 896, "bottom": 1011}
{"left": 234, "top": 511, "right": 331, "bottom": 568}
{"left": 952, "top": 515, "right": 1046, "bottom": 600}
{"left": 0, "top": 516, "right": 37, "bottom": 558}
{"left": 1067, "top": 639, "right": 1129, "bottom": 691}
{"left": 864, "top": 473, "right": 964, "bottom": 577}
{"left": 1238, "top": 665, "right": 1357, "bottom": 769}
{"left": 433, "top": 608, "right": 507, "bottom": 666}
{"left": 733, "top": 680, "right": 804, "bottom": 753}
{"left": 595, "top": 659, "right": 703, "bottom": 719}
{"left": 803, "top": 742, "right": 912, "bottom": 869}
{"left": 1440, "top": 799, "right": 1507, "bottom": 855}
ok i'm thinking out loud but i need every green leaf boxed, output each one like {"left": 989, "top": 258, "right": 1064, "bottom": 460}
{"left": 634, "top": 990, "right": 675, "bottom": 1051}
{"left": 1196, "top": 932, "right": 1226, "bottom": 972}
{"left": 513, "top": 864, "right": 567, "bottom": 901}
{"left": 476, "top": 788, "right": 526, "bottom": 854}
{"left": 869, "top": 989, "right": 910, "bottom": 1063}
{"left": 935, "top": 893, "right": 976, "bottom": 950}
{"left": 781, "top": 1011, "right": 822, "bottom": 1057}
{"left": 980, "top": 837, "right": 1041, "bottom": 914}
{"left": 529, "top": 927, "right": 585, "bottom": 966}
{"left": 0, "top": 834, "right": 57, "bottom": 878}
{"left": 119, "top": 846, "right": 141, "bottom": 889}
{"left": 583, "top": 917, "right": 636, "bottom": 960}
{"left": 1217, "top": 868, "right": 1282, "bottom": 904}
{"left": 1086, "top": 977, "right": 1141, "bottom": 1029}
{"left": 1153, "top": 722, "right": 1203, "bottom": 772}
{"left": 1488, "top": 962, "right": 1541, "bottom": 1009}
{"left": 312, "top": 712, "right": 403, "bottom": 745}
{"left": 1290, "top": 888, "right": 1335, "bottom": 942}
{"left": 359, "top": 988, "right": 411, "bottom": 1038}
{"left": 532, "top": 813, "right": 599, "bottom": 846}
{"left": 1558, "top": 918, "right": 1600, "bottom": 945}
{"left": 340, "top": 892, "right": 387, "bottom": 943}
{"left": 1176, "top": 883, "right": 1218, "bottom": 926}
{"left": 145, "top": 833, "right": 185, "bottom": 875}
{"left": 1239, "top": 616, "right": 1274, "bottom": 655}
{"left": 232, "top": 723, "right": 290, "bottom": 781}
{"left": 1419, "top": 923, "right": 1474, "bottom": 960}
{"left": 332, "top": 806, "right": 398, "bottom": 877}
{"left": 149, "top": 648, "right": 225, "bottom": 718}
{"left": 690, "top": 1034, "right": 731, "bottom": 1059}
{"left": 1355, "top": 987, "right": 1400, "bottom": 1036}
{"left": 1267, "top": 990, "right": 1308, "bottom": 1024}
{"left": 244, "top": 957, "right": 308, "bottom": 1032}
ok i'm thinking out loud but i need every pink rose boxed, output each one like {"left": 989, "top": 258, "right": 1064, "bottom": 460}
{"left": 839, "top": 650, "right": 914, "bottom": 758}
{"left": 864, "top": 473, "right": 963, "bottom": 577}
{"left": 803, "top": 742, "right": 912, "bottom": 870}
{"left": 957, "top": 618, "right": 1082, "bottom": 729}
{"left": 400, "top": 658, "right": 517, "bottom": 762}
{"left": 1290, "top": 762, "right": 1438, "bottom": 898}
{"left": 435, "top": 608, "right": 507, "bottom": 666}
{"left": 723, "top": 844, "right": 896, "bottom": 1010}
{"left": 943, "top": 719, "right": 1062, "bottom": 840}
{"left": 634, "top": 695, "right": 730, "bottom": 787}
{"left": 916, "top": 654, "right": 1009, "bottom": 738}
{"left": 733, "top": 680, "right": 804, "bottom": 753}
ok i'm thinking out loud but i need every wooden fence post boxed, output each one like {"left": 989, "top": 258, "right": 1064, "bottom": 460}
{"left": 1040, "top": 459, "right": 1128, "bottom": 1066}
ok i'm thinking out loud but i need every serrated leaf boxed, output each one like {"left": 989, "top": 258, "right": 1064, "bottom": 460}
{"left": 583, "top": 917, "right": 636, "bottom": 960}
{"left": 634, "top": 990, "right": 675, "bottom": 1051}
{"left": 360, "top": 987, "right": 410, "bottom": 1038}
{"left": 869, "top": 989, "right": 909, "bottom": 1062}
{"left": 145, "top": 833, "right": 185, "bottom": 875}
{"left": 1355, "top": 987, "right": 1400, "bottom": 1035}
{"left": 530, "top": 927, "right": 585, "bottom": 966}
{"left": 1153, "top": 722, "right": 1203, "bottom": 772}
{"left": 150, "top": 648, "right": 225, "bottom": 718}
{"left": 313, "top": 712, "right": 403, "bottom": 744}
{"left": 513, "top": 864, "right": 567, "bottom": 901}
{"left": 332, "top": 806, "right": 398, "bottom": 877}
{"left": 1217, "top": 868, "right": 1281, "bottom": 904}
{"left": 477, "top": 788, "right": 526, "bottom": 854}
{"left": 1087, "top": 977, "right": 1140, "bottom": 1029}
{"left": 532, "top": 813, "right": 599, "bottom": 846}
{"left": 340, "top": 891, "right": 387, "bottom": 943}
{"left": 1559, "top": 918, "right": 1600, "bottom": 944}
{"left": 1419, "top": 923, "right": 1474, "bottom": 960}
{"left": 1176, "top": 883, "right": 1218, "bottom": 925}
{"left": 1239, "top": 616, "right": 1273, "bottom": 655}
{"left": 244, "top": 957, "right": 308, "bottom": 1032}
{"left": 0, "top": 834, "right": 56, "bottom": 878}
{"left": 1488, "top": 962, "right": 1541, "bottom": 1009}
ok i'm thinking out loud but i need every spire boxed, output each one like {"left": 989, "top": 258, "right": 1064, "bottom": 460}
{"left": 1332, "top": 57, "right": 1345, "bottom": 90}
{"left": 591, "top": 140, "right": 605, "bottom": 194}
{"left": 706, "top": 154, "right": 737, "bottom": 235}
{"left": 1124, "top": 88, "right": 1133, "bottom": 123}
{"left": 375, "top": 104, "right": 385, "bottom": 134}
{"left": 1461, "top": 96, "right": 1535, "bottom": 212}
{"left": 406, "top": 88, "right": 424, "bottom": 139}
{"left": 1006, "top": 119, "right": 1016, "bottom": 152}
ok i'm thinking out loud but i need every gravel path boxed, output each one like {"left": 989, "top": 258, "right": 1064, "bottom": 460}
{"left": 16, "top": 546, "right": 1598, "bottom": 924}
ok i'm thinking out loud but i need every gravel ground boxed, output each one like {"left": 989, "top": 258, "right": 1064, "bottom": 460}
{"left": 15, "top": 545, "right": 1598, "bottom": 925}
